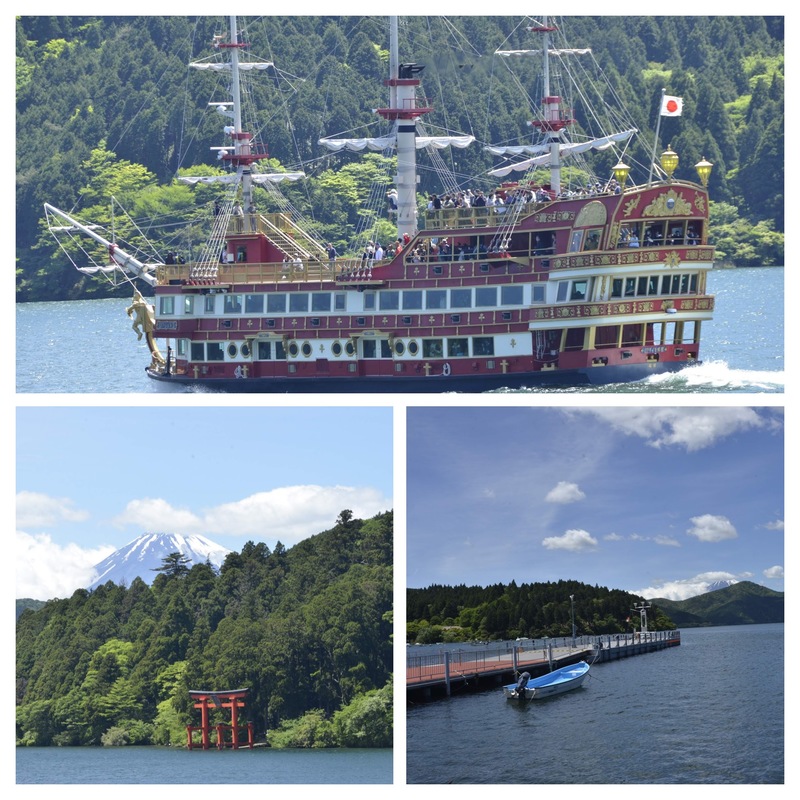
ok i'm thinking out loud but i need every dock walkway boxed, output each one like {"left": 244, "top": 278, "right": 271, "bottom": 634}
{"left": 407, "top": 630, "right": 680, "bottom": 701}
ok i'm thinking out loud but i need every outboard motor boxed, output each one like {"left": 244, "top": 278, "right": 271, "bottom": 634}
{"left": 515, "top": 672, "right": 530, "bottom": 701}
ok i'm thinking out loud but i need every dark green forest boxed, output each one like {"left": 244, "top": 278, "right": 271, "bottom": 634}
{"left": 407, "top": 580, "right": 675, "bottom": 643}
{"left": 16, "top": 510, "right": 393, "bottom": 748}
{"left": 16, "top": 15, "right": 784, "bottom": 301}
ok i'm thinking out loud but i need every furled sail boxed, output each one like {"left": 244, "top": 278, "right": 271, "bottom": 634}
{"left": 178, "top": 173, "right": 305, "bottom": 185}
{"left": 488, "top": 129, "right": 637, "bottom": 176}
{"left": 319, "top": 134, "right": 474, "bottom": 152}
{"left": 188, "top": 61, "right": 273, "bottom": 71}
{"left": 495, "top": 48, "right": 592, "bottom": 57}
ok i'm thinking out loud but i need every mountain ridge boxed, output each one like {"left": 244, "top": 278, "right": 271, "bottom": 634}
{"left": 651, "top": 581, "right": 783, "bottom": 627}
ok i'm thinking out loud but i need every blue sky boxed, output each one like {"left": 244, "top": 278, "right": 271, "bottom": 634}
{"left": 16, "top": 405, "right": 393, "bottom": 599}
{"left": 406, "top": 406, "right": 784, "bottom": 600}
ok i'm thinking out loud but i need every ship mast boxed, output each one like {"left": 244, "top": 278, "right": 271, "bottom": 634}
{"left": 529, "top": 17, "right": 574, "bottom": 196}
{"left": 376, "top": 16, "right": 432, "bottom": 239}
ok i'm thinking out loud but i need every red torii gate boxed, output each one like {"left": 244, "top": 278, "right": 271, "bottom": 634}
{"left": 187, "top": 689, "right": 254, "bottom": 750}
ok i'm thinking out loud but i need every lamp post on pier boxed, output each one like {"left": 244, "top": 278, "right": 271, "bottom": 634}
{"left": 570, "top": 594, "right": 576, "bottom": 648}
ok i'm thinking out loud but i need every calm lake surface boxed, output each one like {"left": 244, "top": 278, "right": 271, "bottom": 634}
{"left": 15, "top": 267, "right": 783, "bottom": 394}
{"left": 16, "top": 745, "right": 392, "bottom": 784}
{"left": 406, "top": 624, "right": 783, "bottom": 784}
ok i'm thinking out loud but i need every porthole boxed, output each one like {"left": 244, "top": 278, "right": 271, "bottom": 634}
{"left": 332, "top": 341, "right": 343, "bottom": 357}
{"left": 227, "top": 343, "right": 238, "bottom": 358}
{"left": 345, "top": 340, "right": 356, "bottom": 356}
{"left": 241, "top": 342, "right": 251, "bottom": 358}
{"left": 394, "top": 339, "right": 405, "bottom": 356}
{"left": 288, "top": 341, "right": 299, "bottom": 357}
{"left": 408, "top": 339, "right": 419, "bottom": 356}
{"left": 301, "top": 341, "right": 312, "bottom": 358}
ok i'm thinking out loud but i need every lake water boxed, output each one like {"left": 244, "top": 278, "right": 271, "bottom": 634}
{"left": 15, "top": 267, "right": 783, "bottom": 394}
{"left": 406, "top": 624, "right": 783, "bottom": 784}
{"left": 16, "top": 744, "right": 392, "bottom": 784}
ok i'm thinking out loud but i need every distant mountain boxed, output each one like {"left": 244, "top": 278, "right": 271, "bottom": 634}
{"left": 16, "top": 598, "right": 45, "bottom": 620}
{"left": 652, "top": 581, "right": 783, "bottom": 627}
{"left": 87, "top": 532, "right": 231, "bottom": 591}
{"left": 706, "top": 579, "right": 737, "bottom": 592}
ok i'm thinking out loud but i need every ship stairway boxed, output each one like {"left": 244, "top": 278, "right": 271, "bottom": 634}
{"left": 487, "top": 194, "right": 528, "bottom": 255}
{"left": 262, "top": 214, "right": 328, "bottom": 263}
{"left": 189, "top": 209, "right": 231, "bottom": 281}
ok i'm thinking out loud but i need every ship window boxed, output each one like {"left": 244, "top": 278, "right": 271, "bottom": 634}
{"left": 311, "top": 293, "right": 331, "bottom": 312}
{"left": 394, "top": 339, "right": 405, "bottom": 356}
{"left": 177, "top": 339, "right": 187, "bottom": 357}
{"left": 647, "top": 276, "right": 659, "bottom": 295}
{"left": 334, "top": 293, "right": 346, "bottom": 311}
{"left": 564, "top": 328, "right": 585, "bottom": 351}
{"left": 301, "top": 342, "right": 312, "bottom": 357}
{"left": 381, "top": 340, "right": 392, "bottom": 358}
{"left": 611, "top": 278, "right": 623, "bottom": 298}
{"left": 408, "top": 340, "right": 419, "bottom": 356}
{"left": 267, "top": 294, "right": 286, "bottom": 313}
{"left": 207, "top": 342, "right": 224, "bottom": 361}
{"left": 624, "top": 278, "right": 636, "bottom": 297}
{"left": 570, "top": 280, "right": 588, "bottom": 301}
{"left": 622, "top": 324, "right": 643, "bottom": 346}
{"left": 501, "top": 286, "right": 523, "bottom": 305}
{"left": 379, "top": 291, "right": 400, "bottom": 310}
{"left": 364, "top": 292, "right": 376, "bottom": 310}
{"left": 275, "top": 341, "right": 286, "bottom": 360}
{"left": 595, "top": 326, "right": 619, "bottom": 349}
{"left": 288, "top": 341, "right": 299, "bottom": 357}
{"left": 190, "top": 342, "right": 204, "bottom": 360}
{"left": 682, "top": 321, "right": 697, "bottom": 343}
{"left": 241, "top": 343, "right": 250, "bottom": 358}
{"left": 423, "top": 339, "right": 443, "bottom": 357}
{"left": 690, "top": 274, "right": 698, "bottom": 293}
{"left": 680, "top": 274, "right": 690, "bottom": 294}
{"left": 289, "top": 294, "right": 309, "bottom": 312}
{"left": 451, "top": 288, "right": 472, "bottom": 308}
{"left": 557, "top": 281, "right": 569, "bottom": 302}
{"left": 363, "top": 339, "right": 377, "bottom": 358}
{"left": 447, "top": 338, "right": 468, "bottom": 357}
{"left": 569, "top": 231, "right": 583, "bottom": 252}
{"left": 473, "top": 337, "right": 494, "bottom": 356}
{"left": 582, "top": 229, "right": 602, "bottom": 251}
{"left": 204, "top": 294, "right": 215, "bottom": 313}
{"left": 667, "top": 223, "right": 685, "bottom": 245}
{"left": 403, "top": 290, "right": 423, "bottom": 310}
{"left": 245, "top": 294, "right": 264, "bottom": 313}
{"left": 184, "top": 295, "right": 194, "bottom": 314}
{"left": 345, "top": 340, "right": 356, "bottom": 356}
{"left": 532, "top": 285, "right": 545, "bottom": 303}
{"left": 426, "top": 290, "right": 447, "bottom": 309}
{"left": 332, "top": 341, "right": 342, "bottom": 357}
{"left": 224, "top": 294, "right": 242, "bottom": 314}
{"left": 227, "top": 343, "right": 238, "bottom": 358}
{"left": 160, "top": 296, "right": 175, "bottom": 315}
{"left": 475, "top": 287, "right": 497, "bottom": 307}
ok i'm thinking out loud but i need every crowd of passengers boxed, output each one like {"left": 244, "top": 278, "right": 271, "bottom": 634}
{"left": 424, "top": 178, "right": 623, "bottom": 213}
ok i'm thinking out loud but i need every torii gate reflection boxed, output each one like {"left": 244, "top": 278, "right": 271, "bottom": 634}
{"left": 187, "top": 689, "right": 255, "bottom": 749}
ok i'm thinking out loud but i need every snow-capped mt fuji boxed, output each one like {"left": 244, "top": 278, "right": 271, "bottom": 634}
{"left": 87, "top": 532, "right": 231, "bottom": 591}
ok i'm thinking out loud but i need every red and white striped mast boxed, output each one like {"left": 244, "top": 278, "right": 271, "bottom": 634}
{"left": 375, "top": 17, "right": 432, "bottom": 239}
{"left": 528, "top": 17, "right": 575, "bottom": 195}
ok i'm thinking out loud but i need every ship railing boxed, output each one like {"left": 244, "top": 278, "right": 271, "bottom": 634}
{"left": 421, "top": 201, "right": 545, "bottom": 231}
{"left": 225, "top": 212, "right": 329, "bottom": 262}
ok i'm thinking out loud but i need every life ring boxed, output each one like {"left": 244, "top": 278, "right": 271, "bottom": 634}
{"left": 442, "top": 362, "right": 451, "bottom": 376}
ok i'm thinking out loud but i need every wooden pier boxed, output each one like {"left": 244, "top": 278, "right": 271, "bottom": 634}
{"left": 407, "top": 631, "right": 680, "bottom": 702}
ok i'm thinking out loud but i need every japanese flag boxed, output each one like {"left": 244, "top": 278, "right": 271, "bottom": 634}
{"left": 660, "top": 95, "right": 683, "bottom": 117}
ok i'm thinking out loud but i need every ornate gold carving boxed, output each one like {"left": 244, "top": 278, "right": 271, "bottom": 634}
{"left": 694, "top": 193, "right": 707, "bottom": 214}
{"left": 643, "top": 189, "right": 692, "bottom": 217}
{"left": 664, "top": 251, "right": 682, "bottom": 268}
{"left": 574, "top": 200, "right": 608, "bottom": 228}
{"left": 622, "top": 195, "right": 641, "bottom": 217}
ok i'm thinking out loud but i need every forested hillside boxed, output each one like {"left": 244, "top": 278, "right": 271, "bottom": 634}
{"left": 407, "top": 579, "right": 675, "bottom": 643}
{"left": 16, "top": 510, "right": 393, "bottom": 748}
{"left": 16, "top": 15, "right": 784, "bottom": 301}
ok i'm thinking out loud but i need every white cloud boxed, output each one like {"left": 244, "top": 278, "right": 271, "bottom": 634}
{"left": 567, "top": 407, "right": 772, "bottom": 451}
{"left": 545, "top": 481, "right": 586, "bottom": 504}
{"left": 17, "top": 530, "right": 114, "bottom": 601}
{"left": 687, "top": 514, "right": 738, "bottom": 542}
{"left": 542, "top": 528, "right": 598, "bottom": 551}
{"left": 113, "top": 485, "right": 392, "bottom": 546}
{"left": 16, "top": 491, "right": 90, "bottom": 528}
{"left": 653, "top": 535, "right": 681, "bottom": 547}
{"left": 763, "top": 565, "right": 784, "bottom": 580}
{"left": 635, "top": 571, "right": 740, "bottom": 601}
{"left": 763, "top": 519, "right": 784, "bottom": 530}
